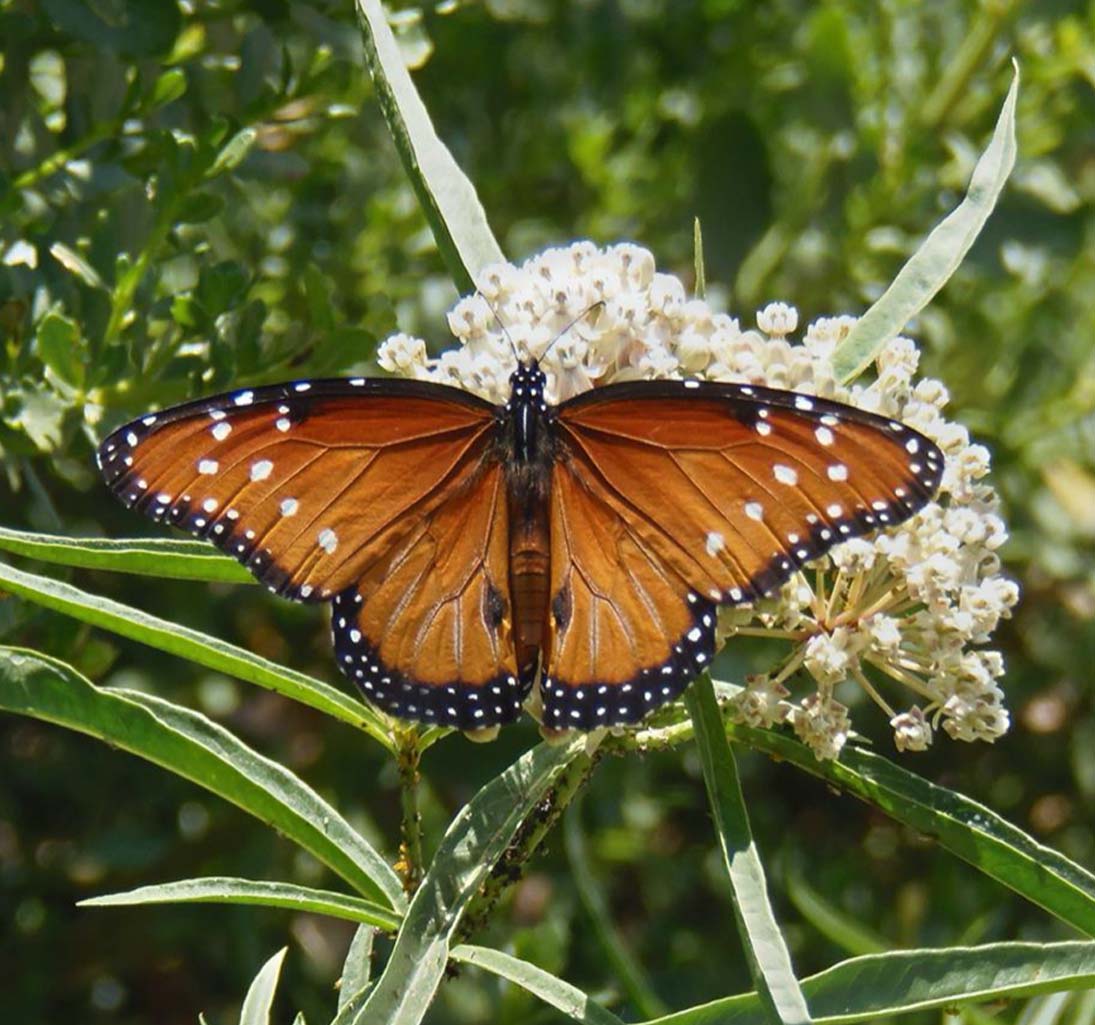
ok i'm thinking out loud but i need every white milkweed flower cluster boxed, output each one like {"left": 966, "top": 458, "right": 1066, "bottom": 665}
{"left": 376, "top": 241, "right": 1018, "bottom": 761}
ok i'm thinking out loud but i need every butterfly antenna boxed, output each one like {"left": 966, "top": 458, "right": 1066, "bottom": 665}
{"left": 476, "top": 289, "right": 520, "bottom": 363}
{"left": 540, "top": 300, "right": 606, "bottom": 363}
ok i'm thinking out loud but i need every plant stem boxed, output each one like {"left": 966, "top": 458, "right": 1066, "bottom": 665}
{"left": 395, "top": 727, "right": 424, "bottom": 895}
{"left": 454, "top": 741, "right": 599, "bottom": 943}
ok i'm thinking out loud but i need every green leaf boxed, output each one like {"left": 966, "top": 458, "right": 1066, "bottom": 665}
{"left": 685, "top": 675, "right": 811, "bottom": 1024}
{"left": 80, "top": 877, "right": 401, "bottom": 931}
{"left": 0, "top": 559, "right": 392, "bottom": 748}
{"left": 177, "top": 192, "right": 226, "bottom": 225}
{"left": 0, "top": 527, "right": 253, "bottom": 583}
{"left": 642, "top": 941, "right": 1095, "bottom": 1025}
{"left": 702, "top": 712, "right": 1095, "bottom": 939}
{"left": 339, "top": 926, "right": 377, "bottom": 1013}
{"left": 352, "top": 0, "right": 505, "bottom": 292}
{"left": 49, "top": 241, "right": 105, "bottom": 289}
{"left": 239, "top": 948, "right": 287, "bottom": 1025}
{"left": 196, "top": 261, "right": 250, "bottom": 316}
{"left": 452, "top": 944, "right": 625, "bottom": 1025}
{"left": 209, "top": 126, "right": 258, "bottom": 177}
{"left": 831, "top": 63, "right": 1019, "bottom": 382}
{"left": 0, "top": 647, "right": 406, "bottom": 911}
{"left": 36, "top": 311, "right": 86, "bottom": 388}
{"left": 564, "top": 803, "right": 667, "bottom": 1018}
{"left": 350, "top": 737, "right": 587, "bottom": 1024}
{"left": 147, "top": 68, "right": 188, "bottom": 111}
{"left": 2, "top": 387, "right": 68, "bottom": 452}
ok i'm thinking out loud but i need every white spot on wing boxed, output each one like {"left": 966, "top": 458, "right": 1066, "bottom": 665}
{"left": 815, "top": 426, "right": 834, "bottom": 446}
{"left": 827, "top": 463, "right": 848, "bottom": 481}
{"left": 212, "top": 422, "right": 232, "bottom": 441}
{"left": 745, "top": 501, "right": 763, "bottom": 521}
{"left": 318, "top": 528, "right": 338, "bottom": 554}
{"left": 198, "top": 459, "right": 218, "bottom": 475}
{"left": 706, "top": 531, "right": 724, "bottom": 556}
{"left": 276, "top": 417, "right": 291, "bottom": 432}
{"left": 773, "top": 464, "right": 797, "bottom": 485}
{"left": 250, "top": 459, "right": 273, "bottom": 482}
{"left": 280, "top": 498, "right": 298, "bottom": 517}
{"left": 234, "top": 391, "right": 254, "bottom": 406}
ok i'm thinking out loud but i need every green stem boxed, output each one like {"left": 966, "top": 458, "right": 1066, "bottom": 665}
{"left": 455, "top": 742, "right": 598, "bottom": 943}
{"left": 395, "top": 727, "right": 424, "bottom": 896}
{"left": 12, "top": 122, "right": 121, "bottom": 191}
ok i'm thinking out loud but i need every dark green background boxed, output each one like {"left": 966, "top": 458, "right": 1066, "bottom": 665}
{"left": 1, "top": 1, "right": 1092, "bottom": 1022}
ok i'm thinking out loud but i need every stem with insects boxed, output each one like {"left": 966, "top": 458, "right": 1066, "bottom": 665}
{"left": 455, "top": 742, "right": 599, "bottom": 942}
{"left": 394, "top": 727, "right": 424, "bottom": 895}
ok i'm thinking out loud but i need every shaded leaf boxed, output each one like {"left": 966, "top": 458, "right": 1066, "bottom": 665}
{"left": 240, "top": 948, "right": 287, "bottom": 1025}
{"left": 0, "top": 647, "right": 406, "bottom": 910}
{"left": 831, "top": 64, "right": 1019, "bottom": 381}
{"left": 80, "top": 877, "right": 401, "bottom": 931}
{"left": 351, "top": 737, "right": 587, "bottom": 1024}
{"left": 352, "top": 0, "right": 504, "bottom": 291}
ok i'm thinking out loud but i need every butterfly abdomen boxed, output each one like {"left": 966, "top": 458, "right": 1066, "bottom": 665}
{"left": 508, "top": 489, "right": 551, "bottom": 683}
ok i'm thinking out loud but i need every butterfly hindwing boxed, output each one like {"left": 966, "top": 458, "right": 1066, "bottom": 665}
{"left": 541, "top": 379, "right": 943, "bottom": 726}
{"left": 331, "top": 459, "right": 526, "bottom": 728}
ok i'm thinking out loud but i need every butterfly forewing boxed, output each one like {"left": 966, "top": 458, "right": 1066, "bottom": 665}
{"left": 539, "top": 380, "right": 944, "bottom": 727}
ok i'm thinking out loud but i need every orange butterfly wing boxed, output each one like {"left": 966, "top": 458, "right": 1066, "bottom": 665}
{"left": 540, "top": 380, "right": 943, "bottom": 729}
{"left": 99, "top": 379, "right": 524, "bottom": 728}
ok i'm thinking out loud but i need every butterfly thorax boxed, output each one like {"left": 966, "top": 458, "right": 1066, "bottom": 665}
{"left": 501, "top": 360, "right": 555, "bottom": 687}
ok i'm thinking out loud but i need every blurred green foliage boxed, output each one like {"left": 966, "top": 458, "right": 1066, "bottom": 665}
{"left": 2, "top": 0, "right": 1095, "bottom": 1023}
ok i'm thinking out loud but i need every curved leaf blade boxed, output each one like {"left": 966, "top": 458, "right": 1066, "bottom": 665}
{"left": 240, "top": 948, "right": 287, "bottom": 1025}
{"left": 685, "top": 674, "right": 811, "bottom": 1024}
{"left": 452, "top": 944, "right": 625, "bottom": 1025}
{"left": 831, "top": 63, "right": 1019, "bottom": 382}
{"left": 0, "top": 559, "right": 392, "bottom": 748}
{"left": 351, "top": 737, "right": 587, "bottom": 1024}
{"left": 0, "top": 647, "right": 405, "bottom": 911}
{"left": 0, "top": 525, "right": 253, "bottom": 582}
{"left": 80, "top": 877, "right": 401, "bottom": 931}
{"left": 352, "top": 0, "right": 505, "bottom": 291}
{"left": 644, "top": 941, "right": 1095, "bottom": 1025}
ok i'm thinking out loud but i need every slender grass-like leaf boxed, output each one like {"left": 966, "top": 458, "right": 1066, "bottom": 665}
{"left": 685, "top": 674, "right": 812, "bottom": 1024}
{"left": 0, "top": 559, "right": 392, "bottom": 748}
{"left": 452, "top": 944, "right": 625, "bottom": 1025}
{"left": 0, "top": 525, "right": 252, "bottom": 582}
{"left": 564, "top": 803, "right": 668, "bottom": 1018}
{"left": 350, "top": 737, "right": 587, "bottom": 1025}
{"left": 748, "top": 725, "right": 1095, "bottom": 937}
{"left": 352, "top": 0, "right": 504, "bottom": 292}
{"left": 79, "top": 877, "right": 401, "bottom": 931}
{"left": 830, "top": 63, "right": 1019, "bottom": 382}
{"left": 630, "top": 702, "right": 1095, "bottom": 939}
{"left": 240, "top": 948, "right": 287, "bottom": 1025}
{"left": 0, "top": 648, "right": 405, "bottom": 910}
{"left": 642, "top": 941, "right": 1095, "bottom": 1025}
{"left": 338, "top": 926, "right": 377, "bottom": 1013}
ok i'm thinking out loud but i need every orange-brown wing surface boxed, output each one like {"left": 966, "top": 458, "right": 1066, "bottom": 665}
{"left": 540, "top": 379, "right": 943, "bottom": 729}
{"left": 98, "top": 378, "right": 524, "bottom": 728}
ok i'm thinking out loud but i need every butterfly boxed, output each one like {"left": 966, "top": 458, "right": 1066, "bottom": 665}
{"left": 97, "top": 359, "right": 943, "bottom": 732}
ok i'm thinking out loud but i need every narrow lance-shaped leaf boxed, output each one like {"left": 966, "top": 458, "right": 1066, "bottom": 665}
{"left": 80, "top": 877, "right": 401, "bottom": 932}
{"left": 452, "top": 944, "right": 625, "bottom": 1025}
{"left": 0, "top": 647, "right": 405, "bottom": 911}
{"left": 0, "top": 526, "right": 252, "bottom": 583}
{"left": 352, "top": 0, "right": 505, "bottom": 291}
{"left": 239, "top": 948, "right": 287, "bottom": 1025}
{"left": 351, "top": 737, "right": 588, "bottom": 1025}
{"left": 831, "top": 63, "right": 1019, "bottom": 382}
{"left": 642, "top": 940, "right": 1095, "bottom": 1025}
{"left": 0, "top": 559, "right": 392, "bottom": 748}
{"left": 339, "top": 926, "right": 377, "bottom": 1013}
{"left": 631, "top": 698, "right": 1095, "bottom": 942}
{"left": 685, "top": 674, "right": 812, "bottom": 1025}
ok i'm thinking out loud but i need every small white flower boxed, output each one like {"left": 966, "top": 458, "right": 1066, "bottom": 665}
{"left": 757, "top": 302, "right": 799, "bottom": 338}
{"left": 891, "top": 707, "right": 933, "bottom": 752}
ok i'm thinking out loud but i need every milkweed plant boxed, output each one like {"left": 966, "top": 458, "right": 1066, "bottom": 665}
{"left": 3, "top": 3, "right": 1095, "bottom": 1025}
